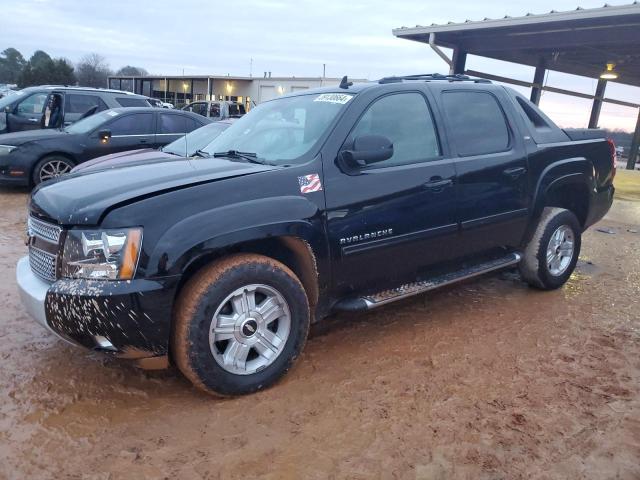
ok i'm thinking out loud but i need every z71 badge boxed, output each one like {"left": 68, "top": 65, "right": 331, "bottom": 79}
{"left": 340, "top": 228, "right": 393, "bottom": 245}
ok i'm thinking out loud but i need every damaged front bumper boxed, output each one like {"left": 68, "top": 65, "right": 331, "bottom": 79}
{"left": 17, "top": 256, "right": 61, "bottom": 335}
{"left": 16, "top": 256, "right": 179, "bottom": 369}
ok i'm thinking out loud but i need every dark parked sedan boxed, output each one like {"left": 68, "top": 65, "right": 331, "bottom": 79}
{"left": 71, "top": 119, "right": 234, "bottom": 173}
{"left": 0, "top": 107, "right": 210, "bottom": 187}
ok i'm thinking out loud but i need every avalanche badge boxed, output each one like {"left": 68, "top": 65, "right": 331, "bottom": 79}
{"left": 298, "top": 173, "right": 323, "bottom": 194}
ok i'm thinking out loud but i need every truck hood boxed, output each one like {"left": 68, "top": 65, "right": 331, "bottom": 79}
{"left": 30, "top": 157, "right": 280, "bottom": 225}
{"left": 0, "top": 128, "right": 68, "bottom": 146}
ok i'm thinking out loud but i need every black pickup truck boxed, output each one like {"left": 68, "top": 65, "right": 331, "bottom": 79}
{"left": 17, "top": 74, "right": 615, "bottom": 396}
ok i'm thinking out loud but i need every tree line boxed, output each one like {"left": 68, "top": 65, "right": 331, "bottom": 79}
{"left": 0, "top": 48, "right": 148, "bottom": 89}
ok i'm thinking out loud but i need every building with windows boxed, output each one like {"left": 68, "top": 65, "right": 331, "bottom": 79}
{"left": 107, "top": 75, "right": 358, "bottom": 111}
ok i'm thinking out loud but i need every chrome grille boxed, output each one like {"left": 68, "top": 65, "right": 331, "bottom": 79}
{"left": 28, "top": 216, "right": 62, "bottom": 244}
{"left": 29, "top": 245, "right": 57, "bottom": 281}
{"left": 27, "top": 216, "right": 62, "bottom": 282}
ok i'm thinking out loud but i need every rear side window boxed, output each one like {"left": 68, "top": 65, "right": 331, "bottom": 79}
{"left": 159, "top": 114, "right": 191, "bottom": 134}
{"left": 515, "top": 97, "right": 550, "bottom": 129}
{"left": 116, "top": 97, "right": 150, "bottom": 107}
{"left": 108, "top": 113, "right": 154, "bottom": 135}
{"left": 441, "top": 91, "right": 510, "bottom": 156}
{"left": 347, "top": 92, "right": 441, "bottom": 169}
{"left": 186, "top": 117, "right": 204, "bottom": 131}
{"left": 66, "top": 94, "right": 108, "bottom": 114}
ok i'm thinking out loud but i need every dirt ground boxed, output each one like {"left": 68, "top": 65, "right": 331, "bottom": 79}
{"left": 0, "top": 186, "right": 639, "bottom": 480}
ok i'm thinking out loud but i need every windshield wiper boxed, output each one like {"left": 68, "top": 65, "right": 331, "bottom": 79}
{"left": 213, "top": 150, "right": 270, "bottom": 165}
{"left": 194, "top": 149, "right": 211, "bottom": 158}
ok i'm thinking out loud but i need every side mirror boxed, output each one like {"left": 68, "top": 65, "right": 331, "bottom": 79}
{"left": 4, "top": 106, "right": 10, "bottom": 113}
{"left": 341, "top": 135, "right": 393, "bottom": 167}
{"left": 98, "top": 129, "right": 111, "bottom": 143}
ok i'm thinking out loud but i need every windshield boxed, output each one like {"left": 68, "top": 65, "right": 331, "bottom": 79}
{"left": 202, "top": 93, "right": 353, "bottom": 164}
{"left": 0, "top": 90, "right": 23, "bottom": 110}
{"left": 162, "top": 122, "right": 230, "bottom": 156}
{"left": 65, "top": 110, "right": 117, "bottom": 134}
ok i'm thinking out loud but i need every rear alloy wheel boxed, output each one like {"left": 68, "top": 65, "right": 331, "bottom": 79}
{"left": 33, "top": 156, "right": 74, "bottom": 185}
{"left": 173, "top": 254, "right": 310, "bottom": 396}
{"left": 519, "top": 207, "right": 582, "bottom": 290}
{"left": 546, "top": 225, "right": 575, "bottom": 276}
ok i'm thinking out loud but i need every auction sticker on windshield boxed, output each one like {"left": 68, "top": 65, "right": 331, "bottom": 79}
{"left": 314, "top": 93, "right": 353, "bottom": 104}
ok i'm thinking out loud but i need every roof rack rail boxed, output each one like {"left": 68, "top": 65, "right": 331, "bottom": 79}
{"left": 378, "top": 73, "right": 492, "bottom": 84}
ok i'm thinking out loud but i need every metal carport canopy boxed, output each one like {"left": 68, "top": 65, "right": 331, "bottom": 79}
{"left": 392, "top": 2, "right": 640, "bottom": 169}
{"left": 392, "top": 3, "right": 640, "bottom": 87}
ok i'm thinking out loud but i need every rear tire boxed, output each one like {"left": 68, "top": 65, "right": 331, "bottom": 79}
{"left": 519, "top": 207, "right": 581, "bottom": 290}
{"left": 33, "top": 155, "right": 74, "bottom": 185}
{"left": 172, "top": 254, "right": 310, "bottom": 396}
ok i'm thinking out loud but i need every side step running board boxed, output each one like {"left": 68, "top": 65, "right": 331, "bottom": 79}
{"left": 334, "top": 252, "right": 521, "bottom": 312}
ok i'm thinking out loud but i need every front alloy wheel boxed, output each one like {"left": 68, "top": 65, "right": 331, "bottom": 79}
{"left": 173, "top": 254, "right": 310, "bottom": 396}
{"left": 34, "top": 156, "right": 74, "bottom": 184}
{"left": 209, "top": 284, "right": 291, "bottom": 375}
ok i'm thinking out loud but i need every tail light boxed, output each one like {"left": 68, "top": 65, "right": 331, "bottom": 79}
{"left": 607, "top": 138, "right": 617, "bottom": 179}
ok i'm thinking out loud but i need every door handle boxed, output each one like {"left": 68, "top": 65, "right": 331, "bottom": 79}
{"left": 503, "top": 167, "right": 527, "bottom": 179}
{"left": 423, "top": 177, "right": 453, "bottom": 192}
{"left": 28, "top": 118, "right": 39, "bottom": 123}
{"left": 139, "top": 139, "right": 148, "bottom": 144}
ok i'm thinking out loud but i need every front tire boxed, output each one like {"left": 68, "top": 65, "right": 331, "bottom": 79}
{"left": 33, "top": 155, "right": 74, "bottom": 185}
{"left": 519, "top": 207, "right": 581, "bottom": 290}
{"left": 172, "top": 254, "right": 310, "bottom": 396}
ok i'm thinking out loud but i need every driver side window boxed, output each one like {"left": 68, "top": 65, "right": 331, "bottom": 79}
{"left": 16, "top": 93, "right": 48, "bottom": 116}
{"left": 348, "top": 92, "right": 441, "bottom": 169}
{"left": 209, "top": 103, "right": 221, "bottom": 118}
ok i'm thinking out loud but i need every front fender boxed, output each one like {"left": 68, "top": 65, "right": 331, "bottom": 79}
{"left": 16, "top": 142, "right": 78, "bottom": 171}
{"left": 147, "top": 195, "right": 323, "bottom": 277}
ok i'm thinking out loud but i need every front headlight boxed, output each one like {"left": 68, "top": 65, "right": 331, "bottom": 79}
{"left": 0, "top": 144, "right": 17, "bottom": 156}
{"left": 62, "top": 228, "right": 143, "bottom": 280}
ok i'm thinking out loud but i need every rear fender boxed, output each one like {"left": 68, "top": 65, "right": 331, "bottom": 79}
{"left": 525, "top": 158, "right": 594, "bottom": 242}
{"left": 531, "top": 158, "right": 594, "bottom": 218}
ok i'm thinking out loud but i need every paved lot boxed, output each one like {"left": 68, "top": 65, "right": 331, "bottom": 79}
{"left": 0, "top": 186, "right": 638, "bottom": 480}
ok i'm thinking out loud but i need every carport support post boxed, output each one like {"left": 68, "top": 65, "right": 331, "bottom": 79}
{"left": 627, "top": 109, "right": 640, "bottom": 170}
{"left": 451, "top": 48, "right": 467, "bottom": 75}
{"left": 588, "top": 79, "right": 607, "bottom": 129}
{"left": 530, "top": 58, "right": 546, "bottom": 105}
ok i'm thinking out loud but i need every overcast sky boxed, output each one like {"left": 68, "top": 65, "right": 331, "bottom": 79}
{"left": 2, "top": 0, "right": 638, "bottom": 131}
